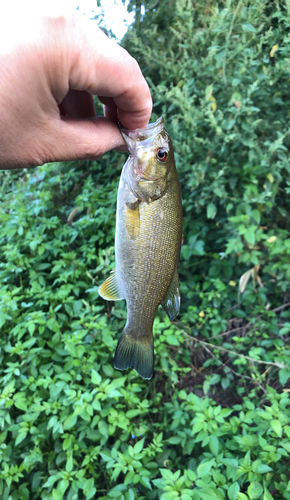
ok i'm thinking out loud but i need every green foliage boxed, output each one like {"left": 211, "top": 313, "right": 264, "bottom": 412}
{"left": 123, "top": 0, "right": 290, "bottom": 306}
{"left": 1, "top": 0, "right": 290, "bottom": 498}
{"left": 121, "top": 0, "right": 290, "bottom": 394}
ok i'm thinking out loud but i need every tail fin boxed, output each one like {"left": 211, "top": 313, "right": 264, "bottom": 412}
{"left": 114, "top": 329, "right": 154, "bottom": 380}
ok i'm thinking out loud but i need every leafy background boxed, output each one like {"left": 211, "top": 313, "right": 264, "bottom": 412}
{"left": 1, "top": 0, "right": 290, "bottom": 499}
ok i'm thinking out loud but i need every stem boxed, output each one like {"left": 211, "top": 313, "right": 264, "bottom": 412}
{"left": 222, "top": 0, "right": 243, "bottom": 85}
{"left": 184, "top": 332, "right": 286, "bottom": 369}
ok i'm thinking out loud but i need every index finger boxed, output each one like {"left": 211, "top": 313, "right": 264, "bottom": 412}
{"left": 64, "top": 20, "right": 153, "bottom": 130}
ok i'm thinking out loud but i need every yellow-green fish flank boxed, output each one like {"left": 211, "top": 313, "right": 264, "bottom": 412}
{"left": 98, "top": 117, "right": 182, "bottom": 379}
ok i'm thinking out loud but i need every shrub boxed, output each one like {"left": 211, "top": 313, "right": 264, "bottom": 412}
{"left": 1, "top": 0, "right": 290, "bottom": 498}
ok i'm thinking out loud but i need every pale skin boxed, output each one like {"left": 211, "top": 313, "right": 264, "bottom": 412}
{"left": 0, "top": 2, "right": 152, "bottom": 170}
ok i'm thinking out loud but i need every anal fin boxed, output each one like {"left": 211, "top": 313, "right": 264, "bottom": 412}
{"left": 161, "top": 268, "right": 180, "bottom": 320}
{"left": 98, "top": 269, "right": 124, "bottom": 301}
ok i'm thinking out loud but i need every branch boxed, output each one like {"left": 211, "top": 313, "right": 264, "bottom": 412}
{"left": 183, "top": 332, "right": 286, "bottom": 369}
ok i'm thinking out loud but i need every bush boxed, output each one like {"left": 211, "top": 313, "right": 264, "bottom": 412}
{"left": 1, "top": 0, "right": 290, "bottom": 498}
{"left": 124, "top": 0, "right": 290, "bottom": 306}
{"left": 122, "top": 0, "right": 290, "bottom": 391}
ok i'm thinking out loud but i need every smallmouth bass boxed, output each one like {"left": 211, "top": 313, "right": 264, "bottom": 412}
{"left": 98, "top": 117, "right": 182, "bottom": 379}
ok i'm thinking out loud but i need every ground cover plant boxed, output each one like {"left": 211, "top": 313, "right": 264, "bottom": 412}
{"left": 0, "top": 0, "right": 290, "bottom": 498}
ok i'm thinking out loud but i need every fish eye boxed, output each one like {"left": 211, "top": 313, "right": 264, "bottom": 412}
{"left": 156, "top": 148, "right": 169, "bottom": 162}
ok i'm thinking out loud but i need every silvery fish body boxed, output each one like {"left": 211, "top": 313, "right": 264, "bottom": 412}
{"left": 98, "top": 117, "right": 182, "bottom": 379}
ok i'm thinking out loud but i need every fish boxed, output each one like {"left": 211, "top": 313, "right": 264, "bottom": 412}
{"left": 98, "top": 117, "right": 182, "bottom": 380}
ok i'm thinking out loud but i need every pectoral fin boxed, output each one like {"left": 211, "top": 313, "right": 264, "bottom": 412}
{"left": 161, "top": 268, "right": 180, "bottom": 320}
{"left": 126, "top": 191, "right": 140, "bottom": 210}
{"left": 125, "top": 202, "right": 140, "bottom": 240}
{"left": 98, "top": 269, "right": 124, "bottom": 301}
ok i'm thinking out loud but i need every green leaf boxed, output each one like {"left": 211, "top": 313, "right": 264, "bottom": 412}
{"left": 279, "top": 326, "right": 290, "bottom": 336}
{"left": 187, "top": 470, "right": 197, "bottom": 482}
{"left": 84, "top": 478, "right": 95, "bottom": 495}
{"left": 242, "top": 23, "right": 256, "bottom": 32}
{"left": 197, "top": 488, "right": 222, "bottom": 500}
{"left": 270, "top": 419, "right": 282, "bottom": 437}
{"left": 92, "top": 399, "right": 102, "bottom": 412}
{"left": 160, "top": 468, "right": 174, "bottom": 481}
{"left": 257, "top": 411, "right": 272, "bottom": 420}
{"left": 57, "top": 480, "right": 69, "bottom": 495}
{"left": 207, "top": 203, "right": 217, "bottom": 219}
{"left": 197, "top": 459, "right": 215, "bottom": 478}
{"left": 85, "top": 487, "right": 97, "bottom": 500}
{"left": 126, "top": 410, "right": 140, "bottom": 418}
{"left": 52, "top": 489, "right": 63, "bottom": 500}
{"left": 127, "top": 489, "right": 135, "bottom": 500}
{"left": 152, "top": 478, "right": 166, "bottom": 488}
{"left": 125, "top": 471, "right": 135, "bottom": 486}
{"left": 162, "top": 493, "right": 180, "bottom": 500}
{"left": 255, "top": 464, "right": 272, "bottom": 474}
{"left": 263, "top": 489, "right": 273, "bottom": 500}
{"left": 98, "top": 420, "right": 108, "bottom": 438}
{"left": 209, "top": 435, "right": 219, "bottom": 456}
{"left": 15, "top": 431, "right": 28, "bottom": 446}
{"left": 134, "top": 438, "right": 145, "bottom": 454}
{"left": 108, "top": 491, "right": 122, "bottom": 498}
{"left": 28, "top": 322, "right": 36, "bottom": 335}
{"left": 248, "top": 482, "right": 263, "bottom": 500}
{"left": 167, "top": 436, "right": 181, "bottom": 444}
{"left": 279, "top": 368, "right": 290, "bottom": 385}
{"left": 14, "top": 400, "right": 28, "bottom": 411}
{"left": 63, "top": 414, "right": 77, "bottom": 430}
{"left": 91, "top": 369, "right": 102, "bottom": 385}
{"left": 140, "top": 476, "right": 152, "bottom": 490}
{"left": 228, "top": 482, "right": 240, "bottom": 500}
{"left": 222, "top": 458, "right": 239, "bottom": 468}
{"left": 181, "top": 495, "right": 193, "bottom": 500}
{"left": 251, "top": 209, "right": 260, "bottom": 224}
{"left": 65, "top": 342, "right": 78, "bottom": 358}
{"left": 281, "top": 441, "right": 290, "bottom": 452}
{"left": 43, "top": 475, "right": 58, "bottom": 488}
{"left": 166, "top": 335, "right": 180, "bottom": 346}
{"left": 29, "top": 240, "right": 38, "bottom": 251}
{"left": 244, "top": 229, "right": 255, "bottom": 246}
{"left": 66, "top": 453, "right": 73, "bottom": 472}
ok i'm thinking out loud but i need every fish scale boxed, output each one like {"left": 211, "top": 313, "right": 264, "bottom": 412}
{"left": 98, "top": 117, "right": 182, "bottom": 379}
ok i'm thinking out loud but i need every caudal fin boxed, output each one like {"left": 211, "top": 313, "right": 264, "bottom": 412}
{"left": 114, "top": 329, "right": 154, "bottom": 380}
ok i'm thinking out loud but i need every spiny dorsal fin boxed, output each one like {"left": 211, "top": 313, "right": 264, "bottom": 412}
{"left": 114, "top": 328, "right": 154, "bottom": 380}
{"left": 98, "top": 269, "right": 124, "bottom": 301}
{"left": 161, "top": 268, "right": 180, "bottom": 321}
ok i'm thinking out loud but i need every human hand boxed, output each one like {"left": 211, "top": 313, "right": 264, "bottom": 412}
{"left": 0, "top": 2, "right": 152, "bottom": 169}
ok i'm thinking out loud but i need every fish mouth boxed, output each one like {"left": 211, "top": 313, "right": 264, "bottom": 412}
{"left": 119, "top": 117, "right": 164, "bottom": 144}
{"left": 138, "top": 178, "right": 159, "bottom": 183}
